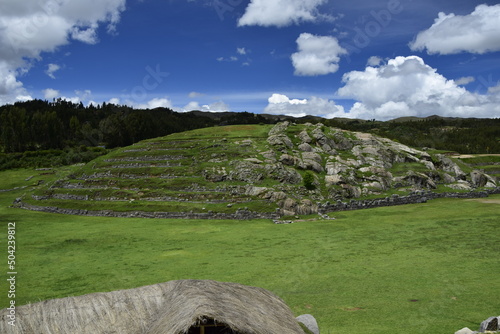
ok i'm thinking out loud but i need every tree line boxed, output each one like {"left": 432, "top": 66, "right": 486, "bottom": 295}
{"left": 1, "top": 99, "right": 499, "bottom": 170}
{"left": 0, "top": 99, "right": 220, "bottom": 152}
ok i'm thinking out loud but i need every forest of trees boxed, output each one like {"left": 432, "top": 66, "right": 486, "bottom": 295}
{"left": 0, "top": 100, "right": 274, "bottom": 169}
{"left": 1, "top": 99, "right": 499, "bottom": 170}
{"left": 0, "top": 99, "right": 217, "bottom": 152}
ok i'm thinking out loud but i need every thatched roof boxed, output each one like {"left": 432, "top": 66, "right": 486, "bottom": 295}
{"left": 0, "top": 279, "right": 307, "bottom": 334}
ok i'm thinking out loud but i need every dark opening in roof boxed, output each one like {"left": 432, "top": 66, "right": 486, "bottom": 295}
{"left": 187, "top": 318, "right": 237, "bottom": 334}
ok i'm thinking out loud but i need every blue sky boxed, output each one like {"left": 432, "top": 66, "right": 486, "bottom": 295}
{"left": 1, "top": 0, "right": 499, "bottom": 120}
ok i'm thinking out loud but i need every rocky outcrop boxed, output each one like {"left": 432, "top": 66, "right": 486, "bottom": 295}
{"left": 436, "top": 154, "right": 467, "bottom": 180}
{"left": 480, "top": 316, "right": 499, "bottom": 332}
{"left": 268, "top": 121, "right": 290, "bottom": 136}
{"left": 268, "top": 121, "right": 293, "bottom": 149}
{"left": 264, "top": 164, "right": 302, "bottom": 184}
{"left": 471, "top": 170, "right": 497, "bottom": 188}
{"left": 279, "top": 198, "right": 318, "bottom": 216}
{"left": 262, "top": 123, "right": 496, "bottom": 210}
{"left": 268, "top": 134, "right": 293, "bottom": 148}
{"left": 228, "top": 161, "right": 264, "bottom": 183}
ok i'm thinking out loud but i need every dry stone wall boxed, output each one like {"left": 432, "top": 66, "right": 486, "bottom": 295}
{"left": 13, "top": 198, "right": 279, "bottom": 220}
{"left": 319, "top": 188, "right": 500, "bottom": 214}
{"left": 14, "top": 187, "right": 500, "bottom": 220}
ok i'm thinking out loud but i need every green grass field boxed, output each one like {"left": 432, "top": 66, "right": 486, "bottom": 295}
{"left": 1, "top": 168, "right": 499, "bottom": 333}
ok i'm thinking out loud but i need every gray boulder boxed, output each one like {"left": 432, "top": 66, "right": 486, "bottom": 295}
{"left": 261, "top": 150, "right": 277, "bottom": 162}
{"left": 298, "top": 143, "right": 314, "bottom": 152}
{"left": 342, "top": 184, "right": 362, "bottom": 198}
{"left": 298, "top": 130, "right": 312, "bottom": 143}
{"left": 296, "top": 314, "right": 320, "bottom": 334}
{"left": 268, "top": 134, "right": 293, "bottom": 148}
{"left": 436, "top": 154, "right": 467, "bottom": 179}
{"left": 446, "top": 181, "right": 473, "bottom": 191}
{"left": 471, "top": 170, "right": 497, "bottom": 188}
{"left": 245, "top": 186, "right": 268, "bottom": 197}
{"left": 302, "top": 151, "right": 322, "bottom": 164}
{"left": 279, "top": 198, "right": 318, "bottom": 216}
{"left": 326, "top": 161, "right": 349, "bottom": 175}
{"left": 268, "top": 121, "right": 290, "bottom": 136}
{"left": 281, "top": 198, "right": 298, "bottom": 212}
{"left": 454, "top": 328, "right": 474, "bottom": 334}
{"left": 311, "top": 127, "right": 338, "bottom": 152}
{"left": 362, "top": 181, "right": 385, "bottom": 191}
{"left": 296, "top": 199, "right": 318, "bottom": 215}
{"left": 268, "top": 191, "right": 287, "bottom": 202}
{"left": 280, "top": 154, "right": 300, "bottom": 166}
{"left": 265, "top": 164, "right": 302, "bottom": 184}
{"left": 470, "top": 170, "right": 488, "bottom": 188}
{"left": 403, "top": 171, "right": 437, "bottom": 189}
{"left": 422, "top": 160, "right": 436, "bottom": 170}
{"left": 442, "top": 172, "right": 456, "bottom": 184}
{"left": 325, "top": 175, "right": 345, "bottom": 186}
{"left": 479, "top": 316, "right": 499, "bottom": 332}
{"left": 228, "top": 161, "right": 264, "bottom": 183}
{"left": 299, "top": 159, "right": 324, "bottom": 173}
{"left": 331, "top": 131, "right": 354, "bottom": 150}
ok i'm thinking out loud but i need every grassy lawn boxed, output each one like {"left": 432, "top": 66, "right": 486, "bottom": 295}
{"left": 0, "top": 169, "right": 499, "bottom": 333}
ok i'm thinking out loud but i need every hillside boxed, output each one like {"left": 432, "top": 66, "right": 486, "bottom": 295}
{"left": 15, "top": 122, "right": 499, "bottom": 219}
{"left": 2, "top": 101, "right": 500, "bottom": 172}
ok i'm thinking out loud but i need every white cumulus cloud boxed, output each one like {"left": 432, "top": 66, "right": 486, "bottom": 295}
{"left": 0, "top": 0, "right": 126, "bottom": 105}
{"left": 455, "top": 76, "right": 475, "bottom": 86}
{"left": 337, "top": 55, "right": 500, "bottom": 120}
{"left": 43, "top": 88, "right": 60, "bottom": 100}
{"left": 108, "top": 97, "right": 121, "bottom": 105}
{"left": 238, "top": 0, "right": 327, "bottom": 27}
{"left": 180, "top": 100, "right": 230, "bottom": 113}
{"left": 134, "top": 97, "right": 173, "bottom": 110}
{"left": 409, "top": 4, "right": 500, "bottom": 55}
{"left": 188, "top": 92, "right": 204, "bottom": 98}
{"left": 488, "top": 84, "right": 500, "bottom": 95}
{"left": 291, "top": 33, "right": 347, "bottom": 76}
{"left": 71, "top": 24, "right": 99, "bottom": 44}
{"left": 367, "top": 56, "right": 383, "bottom": 67}
{"left": 264, "top": 93, "right": 345, "bottom": 118}
{"left": 45, "top": 63, "right": 61, "bottom": 79}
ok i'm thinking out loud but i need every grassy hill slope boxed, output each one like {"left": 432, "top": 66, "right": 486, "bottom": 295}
{"left": 15, "top": 122, "right": 499, "bottom": 218}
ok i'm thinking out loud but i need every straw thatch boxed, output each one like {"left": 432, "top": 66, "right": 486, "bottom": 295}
{"left": 0, "top": 279, "right": 307, "bottom": 334}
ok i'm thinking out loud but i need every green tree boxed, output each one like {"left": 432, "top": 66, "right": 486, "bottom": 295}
{"left": 303, "top": 172, "right": 316, "bottom": 190}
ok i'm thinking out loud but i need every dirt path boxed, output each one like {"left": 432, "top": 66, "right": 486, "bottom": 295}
{"left": 455, "top": 154, "right": 500, "bottom": 159}
{"left": 465, "top": 198, "right": 500, "bottom": 204}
